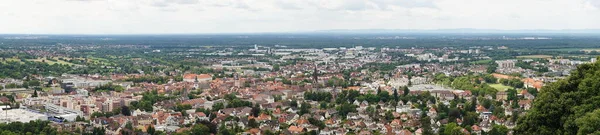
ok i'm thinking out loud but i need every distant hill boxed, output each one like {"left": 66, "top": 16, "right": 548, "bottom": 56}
{"left": 314, "top": 29, "right": 600, "bottom": 34}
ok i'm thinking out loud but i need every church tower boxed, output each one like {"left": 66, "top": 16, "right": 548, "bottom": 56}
{"left": 313, "top": 63, "right": 319, "bottom": 84}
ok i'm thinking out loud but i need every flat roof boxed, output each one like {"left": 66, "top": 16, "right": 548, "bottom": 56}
{"left": 0, "top": 109, "right": 47, "bottom": 123}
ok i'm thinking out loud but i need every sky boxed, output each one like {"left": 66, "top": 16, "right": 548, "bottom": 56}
{"left": 1, "top": 0, "right": 600, "bottom": 34}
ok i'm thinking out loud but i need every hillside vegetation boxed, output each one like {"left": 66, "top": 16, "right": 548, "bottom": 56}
{"left": 516, "top": 58, "right": 600, "bottom": 135}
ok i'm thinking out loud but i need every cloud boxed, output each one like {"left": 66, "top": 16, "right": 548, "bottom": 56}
{"left": 589, "top": 0, "right": 600, "bottom": 9}
{"left": 151, "top": 0, "right": 199, "bottom": 7}
{"left": 0, "top": 0, "right": 598, "bottom": 34}
{"left": 369, "top": 0, "right": 437, "bottom": 9}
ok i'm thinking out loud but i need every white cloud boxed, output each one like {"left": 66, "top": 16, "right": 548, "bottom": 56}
{"left": 0, "top": 0, "right": 598, "bottom": 34}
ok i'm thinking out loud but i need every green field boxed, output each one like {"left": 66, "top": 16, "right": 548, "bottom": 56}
{"left": 516, "top": 55, "right": 553, "bottom": 59}
{"left": 29, "top": 58, "right": 75, "bottom": 66}
{"left": 1, "top": 58, "right": 24, "bottom": 63}
{"left": 489, "top": 83, "right": 514, "bottom": 91}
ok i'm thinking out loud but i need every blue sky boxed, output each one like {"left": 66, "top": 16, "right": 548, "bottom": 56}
{"left": 1, "top": 0, "right": 600, "bottom": 34}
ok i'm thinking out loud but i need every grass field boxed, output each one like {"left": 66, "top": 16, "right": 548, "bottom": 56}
{"left": 29, "top": 58, "right": 75, "bottom": 66}
{"left": 489, "top": 83, "right": 514, "bottom": 91}
{"left": 1, "top": 58, "right": 24, "bottom": 63}
{"left": 516, "top": 55, "right": 553, "bottom": 59}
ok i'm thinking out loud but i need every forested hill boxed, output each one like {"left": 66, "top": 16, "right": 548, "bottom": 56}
{"left": 516, "top": 57, "right": 600, "bottom": 134}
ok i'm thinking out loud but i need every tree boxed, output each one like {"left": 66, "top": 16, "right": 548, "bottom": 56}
{"left": 75, "top": 116, "right": 85, "bottom": 122}
{"left": 489, "top": 125, "right": 509, "bottom": 135}
{"left": 32, "top": 90, "right": 38, "bottom": 97}
{"left": 299, "top": 102, "right": 311, "bottom": 116}
{"left": 448, "top": 108, "right": 461, "bottom": 123}
{"left": 290, "top": 100, "right": 298, "bottom": 108}
{"left": 251, "top": 104, "right": 260, "bottom": 117}
{"left": 442, "top": 122, "right": 464, "bottom": 135}
{"left": 273, "top": 64, "right": 280, "bottom": 71}
{"left": 212, "top": 102, "right": 224, "bottom": 112}
{"left": 403, "top": 86, "right": 410, "bottom": 96}
{"left": 308, "top": 117, "right": 325, "bottom": 129}
{"left": 420, "top": 113, "right": 434, "bottom": 135}
{"left": 506, "top": 88, "right": 517, "bottom": 100}
{"left": 92, "top": 127, "right": 106, "bottom": 135}
{"left": 320, "top": 102, "right": 328, "bottom": 109}
{"left": 575, "top": 109, "right": 600, "bottom": 134}
{"left": 121, "top": 106, "right": 131, "bottom": 116}
{"left": 337, "top": 103, "right": 357, "bottom": 116}
{"left": 219, "top": 123, "right": 231, "bottom": 135}
{"left": 393, "top": 88, "right": 399, "bottom": 101}
{"left": 190, "top": 124, "right": 210, "bottom": 134}
{"left": 248, "top": 119, "right": 258, "bottom": 128}
{"left": 526, "top": 87, "right": 538, "bottom": 96}
{"left": 516, "top": 60, "right": 600, "bottom": 135}
{"left": 147, "top": 125, "right": 156, "bottom": 135}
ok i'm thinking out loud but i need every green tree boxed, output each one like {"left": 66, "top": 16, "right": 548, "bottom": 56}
{"left": 420, "top": 113, "right": 434, "bottom": 135}
{"left": 147, "top": 125, "right": 156, "bottom": 135}
{"left": 32, "top": 90, "right": 38, "bottom": 97}
{"left": 575, "top": 109, "right": 600, "bottom": 135}
{"left": 248, "top": 119, "right": 259, "bottom": 128}
{"left": 442, "top": 122, "right": 464, "bottom": 135}
{"left": 251, "top": 104, "right": 261, "bottom": 117}
{"left": 393, "top": 88, "right": 399, "bottom": 101}
{"left": 489, "top": 125, "right": 509, "bottom": 135}
{"left": 336, "top": 103, "right": 357, "bottom": 116}
{"left": 516, "top": 60, "right": 600, "bottom": 135}
{"left": 299, "top": 102, "right": 311, "bottom": 116}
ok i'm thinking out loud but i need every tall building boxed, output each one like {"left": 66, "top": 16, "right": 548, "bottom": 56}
{"left": 495, "top": 60, "right": 516, "bottom": 69}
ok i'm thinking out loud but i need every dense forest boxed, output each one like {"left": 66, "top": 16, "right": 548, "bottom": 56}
{"left": 516, "top": 59, "right": 600, "bottom": 134}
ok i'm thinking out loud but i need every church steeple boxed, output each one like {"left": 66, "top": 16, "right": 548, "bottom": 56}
{"left": 313, "top": 62, "right": 318, "bottom": 86}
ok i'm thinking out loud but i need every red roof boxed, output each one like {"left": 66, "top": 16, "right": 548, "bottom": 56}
{"left": 183, "top": 74, "right": 212, "bottom": 80}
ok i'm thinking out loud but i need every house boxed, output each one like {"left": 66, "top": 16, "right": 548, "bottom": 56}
{"left": 519, "top": 100, "right": 532, "bottom": 110}
{"left": 431, "top": 90, "right": 455, "bottom": 101}
{"left": 347, "top": 112, "right": 360, "bottom": 120}
{"left": 192, "top": 112, "right": 208, "bottom": 121}
{"left": 319, "top": 127, "right": 334, "bottom": 135}
{"left": 472, "top": 125, "right": 482, "bottom": 135}
{"left": 288, "top": 126, "right": 304, "bottom": 134}
{"left": 428, "top": 108, "right": 437, "bottom": 118}
{"left": 458, "top": 90, "right": 473, "bottom": 99}
{"left": 476, "top": 105, "right": 488, "bottom": 114}
{"left": 521, "top": 90, "right": 535, "bottom": 100}
{"left": 496, "top": 91, "right": 508, "bottom": 101}
{"left": 398, "top": 129, "right": 412, "bottom": 135}
{"left": 390, "top": 119, "right": 402, "bottom": 128}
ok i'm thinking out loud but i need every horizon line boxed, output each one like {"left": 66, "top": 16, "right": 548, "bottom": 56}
{"left": 2, "top": 28, "right": 600, "bottom": 35}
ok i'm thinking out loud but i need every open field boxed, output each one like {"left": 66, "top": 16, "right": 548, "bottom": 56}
{"left": 516, "top": 55, "right": 553, "bottom": 59}
{"left": 1, "top": 58, "right": 24, "bottom": 64}
{"left": 470, "top": 59, "right": 492, "bottom": 64}
{"left": 489, "top": 83, "right": 514, "bottom": 91}
{"left": 29, "top": 58, "right": 75, "bottom": 66}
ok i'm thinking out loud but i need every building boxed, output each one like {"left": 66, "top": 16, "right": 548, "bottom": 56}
{"left": 44, "top": 103, "right": 84, "bottom": 117}
{"left": 495, "top": 60, "right": 516, "bottom": 69}
{"left": 183, "top": 74, "right": 212, "bottom": 83}
{"left": 0, "top": 108, "right": 47, "bottom": 123}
